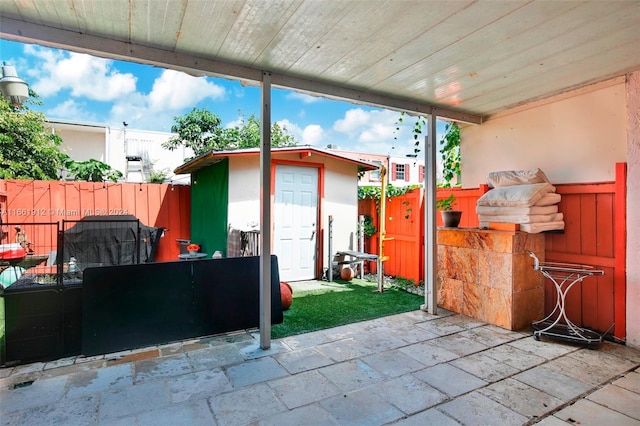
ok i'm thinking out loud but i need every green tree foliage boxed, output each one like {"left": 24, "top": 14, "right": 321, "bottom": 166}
{"left": 64, "top": 158, "right": 123, "bottom": 182}
{"left": 0, "top": 96, "right": 68, "bottom": 180}
{"left": 163, "top": 108, "right": 298, "bottom": 156}
{"left": 220, "top": 112, "right": 297, "bottom": 150}
{"left": 163, "top": 108, "right": 224, "bottom": 155}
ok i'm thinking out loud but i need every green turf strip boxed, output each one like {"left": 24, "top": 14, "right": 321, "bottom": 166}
{"left": 271, "top": 279, "right": 423, "bottom": 339}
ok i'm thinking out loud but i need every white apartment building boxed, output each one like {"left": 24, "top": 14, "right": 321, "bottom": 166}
{"left": 46, "top": 119, "right": 192, "bottom": 184}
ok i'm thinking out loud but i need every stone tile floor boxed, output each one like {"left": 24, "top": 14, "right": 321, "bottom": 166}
{"left": 1, "top": 309, "right": 639, "bottom": 425}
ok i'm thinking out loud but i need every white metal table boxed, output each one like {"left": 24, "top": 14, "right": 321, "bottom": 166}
{"left": 529, "top": 252, "right": 608, "bottom": 347}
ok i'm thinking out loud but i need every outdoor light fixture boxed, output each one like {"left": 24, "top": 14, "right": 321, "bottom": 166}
{"left": 0, "top": 63, "right": 29, "bottom": 106}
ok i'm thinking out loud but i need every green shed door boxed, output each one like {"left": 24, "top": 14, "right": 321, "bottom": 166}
{"left": 190, "top": 160, "right": 229, "bottom": 256}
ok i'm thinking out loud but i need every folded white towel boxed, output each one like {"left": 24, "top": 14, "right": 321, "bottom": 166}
{"left": 477, "top": 183, "right": 556, "bottom": 207}
{"left": 476, "top": 205, "right": 558, "bottom": 216}
{"left": 520, "top": 221, "right": 565, "bottom": 233}
{"left": 487, "top": 168, "right": 550, "bottom": 187}
{"left": 534, "top": 192, "right": 561, "bottom": 206}
{"left": 478, "top": 213, "right": 563, "bottom": 224}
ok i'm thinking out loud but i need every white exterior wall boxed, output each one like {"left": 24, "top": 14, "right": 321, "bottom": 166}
{"left": 322, "top": 160, "right": 360, "bottom": 266}
{"left": 227, "top": 156, "right": 261, "bottom": 230}
{"left": 462, "top": 75, "right": 638, "bottom": 348}
{"left": 48, "top": 121, "right": 192, "bottom": 183}
{"left": 627, "top": 72, "right": 640, "bottom": 349}
{"left": 227, "top": 153, "right": 360, "bottom": 277}
{"left": 462, "top": 79, "right": 627, "bottom": 186}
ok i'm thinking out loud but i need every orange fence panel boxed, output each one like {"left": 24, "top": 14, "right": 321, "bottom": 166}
{"left": 2, "top": 180, "right": 191, "bottom": 262}
{"left": 359, "top": 164, "right": 626, "bottom": 340}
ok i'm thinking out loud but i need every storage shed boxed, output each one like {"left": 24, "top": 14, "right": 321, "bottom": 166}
{"left": 174, "top": 146, "right": 378, "bottom": 281}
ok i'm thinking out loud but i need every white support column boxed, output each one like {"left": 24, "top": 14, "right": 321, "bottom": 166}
{"left": 422, "top": 112, "right": 438, "bottom": 314}
{"left": 259, "top": 72, "right": 272, "bottom": 349}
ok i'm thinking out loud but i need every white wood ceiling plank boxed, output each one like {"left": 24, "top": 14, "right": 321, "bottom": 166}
{"left": 284, "top": 1, "right": 405, "bottom": 78}
{"left": 421, "top": 0, "right": 639, "bottom": 103}
{"left": 252, "top": 0, "right": 355, "bottom": 73}
{"left": 323, "top": 1, "right": 476, "bottom": 84}
{"left": 438, "top": 3, "right": 640, "bottom": 109}
{"left": 469, "top": 34, "right": 640, "bottom": 114}
{"left": 176, "top": 0, "right": 246, "bottom": 57}
{"left": 351, "top": 1, "right": 521, "bottom": 91}
{"left": 87, "top": 0, "right": 131, "bottom": 43}
{"left": 371, "top": 1, "right": 579, "bottom": 100}
{"left": 214, "top": 0, "right": 304, "bottom": 67}
{"left": 129, "top": 0, "right": 186, "bottom": 48}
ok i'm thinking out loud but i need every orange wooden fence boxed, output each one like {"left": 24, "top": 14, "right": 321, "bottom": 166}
{"left": 359, "top": 185, "right": 489, "bottom": 282}
{"left": 1, "top": 180, "right": 191, "bottom": 262}
{"left": 359, "top": 163, "right": 627, "bottom": 339}
{"left": 544, "top": 163, "right": 627, "bottom": 340}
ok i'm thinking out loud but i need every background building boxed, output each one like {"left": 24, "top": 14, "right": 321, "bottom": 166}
{"left": 46, "top": 119, "right": 193, "bottom": 184}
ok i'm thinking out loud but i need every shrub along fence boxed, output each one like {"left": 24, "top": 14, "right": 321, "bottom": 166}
{"left": 358, "top": 163, "right": 627, "bottom": 340}
{"left": 1, "top": 180, "right": 191, "bottom": 262}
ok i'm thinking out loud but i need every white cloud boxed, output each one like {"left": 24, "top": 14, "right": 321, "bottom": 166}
{"left": 47, "top": 99, "right": 98, "bottom": 123}
{"left": 302, "top": 125, "right": 324, "bottom": 146}
{"left": 286, "top": 91, "right": 322, "bottom": 104}
{"left": 333, "top": 108, "right": 371, "bottom": 134}
{"left": 147, "top": 69, "right": 226, "bottom": 111}
{"left": 26, "top": 47, "right": 136, "bottom": 101}
{"left": 332, "top": 108, "right": 409, "bottom": 153}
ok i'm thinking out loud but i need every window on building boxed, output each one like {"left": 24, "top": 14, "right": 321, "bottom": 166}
{"left": 395, "top": 163, "right": 405, "bottom": 181}
{"left": 369, "top": 161, "right": 383, "bottom": 181}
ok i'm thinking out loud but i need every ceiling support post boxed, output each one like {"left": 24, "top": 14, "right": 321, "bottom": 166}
{"left": 422, "top": 111, "right": 438, "bottom": 314}
{"left": 259, "top": 72, "right": 272, "bottom": 349}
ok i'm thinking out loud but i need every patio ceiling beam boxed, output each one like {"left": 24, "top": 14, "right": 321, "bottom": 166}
{"left": 0, "top": 17, "right": 482, "bottom": 125}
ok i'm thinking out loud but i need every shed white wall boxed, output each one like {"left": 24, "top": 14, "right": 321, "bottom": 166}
{"left": 227, "top": 156, "right": 261, "bottom": 231}
{"left": 462, "top": 79, "right": 627, "bottom": 186}
{"left": 227, "top": 153, "right": 360, "bottom": 278}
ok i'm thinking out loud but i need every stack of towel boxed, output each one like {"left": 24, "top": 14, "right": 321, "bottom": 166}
{"left": 476, "top": 169, "right": 564, "bottom": 233}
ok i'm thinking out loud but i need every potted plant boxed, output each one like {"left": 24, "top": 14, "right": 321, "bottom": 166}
{"left": 436, "top": 194, "right": 462, "bottom": 228}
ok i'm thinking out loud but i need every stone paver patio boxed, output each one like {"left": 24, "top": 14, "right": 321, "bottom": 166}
{"left": 1, "top": 308, "right": 639, "bottom": 425}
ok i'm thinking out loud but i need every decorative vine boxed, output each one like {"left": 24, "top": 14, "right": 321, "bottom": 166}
{"left": 439, "top": 121, "right": 461, "bottom": 188}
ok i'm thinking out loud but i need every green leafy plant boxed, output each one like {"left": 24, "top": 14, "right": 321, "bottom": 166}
{"left": 395, "top": 112, "right": 427, "bottom": 156}
{"left": 64, "top": 158, "right": 123, "bottom": 182}
{"left": 439, "top": 121, "right": 461, "bottom": 187}
{"left": 436, "top": 194, "right": 456, "bottom": 211}
{"left": 436, "top": 121, "right": 461, "bottom": 211}
{"left": 149, "top": 168, "right": 170, "bottom": 183}
{"left": 360, "top": 214, "right": 376, "bottom": 237}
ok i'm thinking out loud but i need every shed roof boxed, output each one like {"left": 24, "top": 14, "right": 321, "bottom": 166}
{"left": 174, "top": 146, "right": 379, "bottom": 175}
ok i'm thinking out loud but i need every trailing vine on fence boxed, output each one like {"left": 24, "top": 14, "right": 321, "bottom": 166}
{"left": 357, "top": 184, "right": 422, "bottom": 201}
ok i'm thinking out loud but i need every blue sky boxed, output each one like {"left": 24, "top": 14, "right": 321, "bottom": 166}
{"left": 1, "top": 39, "right": 446, "bottom": 157}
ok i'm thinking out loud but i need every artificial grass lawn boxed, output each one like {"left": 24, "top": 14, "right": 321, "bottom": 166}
{"left": 271, "top": 278, "right": 423, "bottom": 339}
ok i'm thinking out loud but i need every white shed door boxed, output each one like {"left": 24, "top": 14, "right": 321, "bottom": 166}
{"left": 274, "top": 165, "right": 318, "bottom": 281}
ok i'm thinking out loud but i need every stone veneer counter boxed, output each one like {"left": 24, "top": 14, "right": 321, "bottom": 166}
{"left": 437, "top": 228, "right": 545, "bottom": 331}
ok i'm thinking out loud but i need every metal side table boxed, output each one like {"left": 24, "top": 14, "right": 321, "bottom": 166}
{"left": 528, "top": 252, "right": 608, "bottom": 348}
